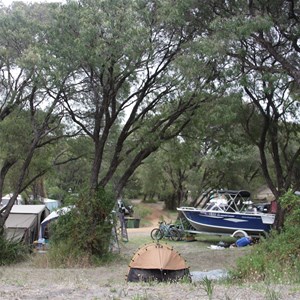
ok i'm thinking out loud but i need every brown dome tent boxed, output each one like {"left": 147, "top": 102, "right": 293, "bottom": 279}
{"left": 127, "top": 242, "right": 190, "bottom": 282}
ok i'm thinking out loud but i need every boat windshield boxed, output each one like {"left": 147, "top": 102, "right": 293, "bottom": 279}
{"left": 204, "top": 190, "right": 254, "bottom": 213}
{"left": 205, "top": 203, "right": 228, "bottom": 211}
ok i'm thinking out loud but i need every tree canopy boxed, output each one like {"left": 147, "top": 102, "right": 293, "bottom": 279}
{"left": 0, "top": 0, "right": 299, "bottom": 234}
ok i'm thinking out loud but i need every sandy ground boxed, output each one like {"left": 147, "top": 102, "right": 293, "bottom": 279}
{"left": 1, "top": 201, "right": 300, "bottom": 299}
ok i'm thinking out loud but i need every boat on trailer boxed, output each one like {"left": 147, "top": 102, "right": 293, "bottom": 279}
{"left": 177, "top": 190, "right": 275, "bottom": 237}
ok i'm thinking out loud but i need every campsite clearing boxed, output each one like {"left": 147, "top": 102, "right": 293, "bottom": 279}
{"left": 1, "top": 229, "right": 299, "bottom": 299}
{"left": 1, "top": 201, "right": 300, "bottom": 299}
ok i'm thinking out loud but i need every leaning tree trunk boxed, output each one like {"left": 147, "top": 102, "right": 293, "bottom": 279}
{"left": 274, "top": 203, "right": 285, "bottom": 231}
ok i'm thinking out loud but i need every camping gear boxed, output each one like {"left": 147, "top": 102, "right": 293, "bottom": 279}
{"left": 127, "top": 242, "right": 190, "bottom": 282}
{"left": 235, "top": 236, "right": 253, "bottom": 247}
{"left": 117, "top": 199, "right": 134, "bottom": 216}
{"left": 117, "top": 210, "right": 128, "bottom": 242}
{"left": 178, "top": 190, "right": 275, "bottom": 237}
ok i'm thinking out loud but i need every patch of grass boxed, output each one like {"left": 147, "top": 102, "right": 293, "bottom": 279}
{"left": 195, "top": 234, "right": 236, "bottom": 245}
{"left": 143, "top": 198, "right": 157, "bottom": 204}
{"left": 30, "top": 252, "right": 50, "bottom": 268}
{"left": 201, "top": 276, "right": 214, "bottom": 300}
{"left": 47, "top": 240, "right": 94, "bottom": 268}
{"left": 46, "top": 238, "right": 123, "bottom": 268}
{"left": 179, "top": 273, "right": 193, "bottom": 284}
{"left": 0, "top": 235, "right": 30, "bottom": 266}
{"left": 265, "top": 285, "right": 282, "bottom": 300}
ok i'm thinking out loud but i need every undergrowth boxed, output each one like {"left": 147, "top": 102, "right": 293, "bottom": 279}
{"left": 0, "top": 234, "right": 30, "bottom": 266}
{"left": 230, "top": 190, "right": 300, "bottom": 283}
{"left": 48, "top": 187, "right": 116, "bottom": 267}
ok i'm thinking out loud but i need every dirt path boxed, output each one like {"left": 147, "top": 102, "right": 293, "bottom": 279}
{"left": 131, "top": 199, "right": 175, "bottom": 225}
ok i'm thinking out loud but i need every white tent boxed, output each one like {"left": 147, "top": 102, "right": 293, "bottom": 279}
{"left": 41, "top": 198, "right": 61, "bottom": 212}
{"left": 1, "top": 193, "right": 23, "bottom": 207}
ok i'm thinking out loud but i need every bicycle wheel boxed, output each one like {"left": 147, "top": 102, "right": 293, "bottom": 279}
{"left": 169, "top": 228, "right": 181, "bottom": 241}
{"left": 151, "top": 228, "right": 163, "bottom": 240}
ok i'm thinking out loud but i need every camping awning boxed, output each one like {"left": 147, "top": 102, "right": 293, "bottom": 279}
{"left": 41, "top": 206, "right": 74, "bottom": 226}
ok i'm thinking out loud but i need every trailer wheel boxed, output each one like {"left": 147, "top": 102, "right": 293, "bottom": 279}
{"left": 231, "top": 230, "right": 248, "bottom": 238}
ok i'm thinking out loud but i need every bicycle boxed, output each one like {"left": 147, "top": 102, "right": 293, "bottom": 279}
{"left": 150, "top": 221, "right": 182, "bottom": 241}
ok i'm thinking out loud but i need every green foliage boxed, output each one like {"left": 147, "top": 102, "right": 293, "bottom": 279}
{"left": 0, "top": 112, "right": 31, "bottom": 157}
{"left": 46, "top": 136, "right": 93, "bottom": 201}
{"left": 1, "top": 0, "right": 299, "bottom": 236}
{"left": 0, "top": 234, "right": 29, "bottom": 266}
{"left": 136, "top": 93, "right": 265, "bottom": 208}
{"left": 48, "top": 188, "right": 115, "bottom": 266}
{"left": 201, "top": 276, "right": 214, "bottom": 300}
{"left": 280, "top": 189, "right": 300, "bottom": 227}
{"left": 231, "top": 191, "right": 300, "bottom": 283}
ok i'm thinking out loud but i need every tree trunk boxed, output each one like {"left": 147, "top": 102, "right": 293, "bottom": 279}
{"left": 0, "top": 159, "right": 17, "bottom": 203}
{"left": 0, "top": 129, "right": 41, "bottom": 228}
{"left": 274, "top": 202, "right": 285, "bottom": 231}
{"left": 164, "top": 193, "right": 177, "bottom": 210}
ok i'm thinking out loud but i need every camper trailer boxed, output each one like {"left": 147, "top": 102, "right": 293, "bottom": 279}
{"left": 4, "top": 205, "right": 50, "bottom": 244}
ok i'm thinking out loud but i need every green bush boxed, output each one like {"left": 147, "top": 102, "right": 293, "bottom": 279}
{"left": 48, "top": 188, "right": 116, "bottom": 267}
{"left": 0, "top": 234, "right": 29, "bottom": 266}
{"left": 231, "top": 190, "right": 300, "bottom": 283}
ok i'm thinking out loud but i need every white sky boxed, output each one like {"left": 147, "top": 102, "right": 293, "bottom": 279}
{"left": 1, "top": 0, "right": 64, "bottom": 6}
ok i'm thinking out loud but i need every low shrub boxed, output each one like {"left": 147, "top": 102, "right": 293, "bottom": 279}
{"left": 0, "top": 234, "right": 29, "bottom": 266}
{"left": 230, "top": 190, "right": 300, "bottom": 283}
{"left": 48, "top": 187, "right": 116, "bottom": 267}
